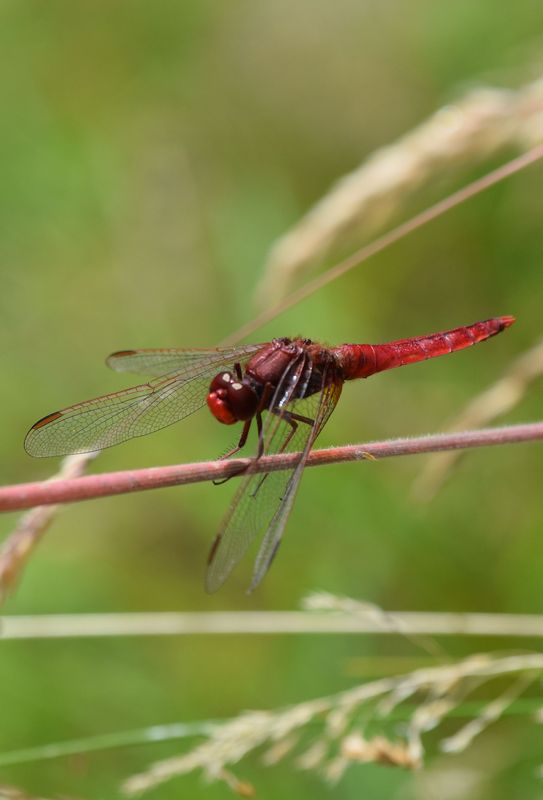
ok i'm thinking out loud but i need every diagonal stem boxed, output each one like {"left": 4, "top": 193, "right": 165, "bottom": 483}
{"left": 223, "top": 143, "right": 543, "bottom": 345}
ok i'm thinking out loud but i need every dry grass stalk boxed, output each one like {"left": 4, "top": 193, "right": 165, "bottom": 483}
{"left": 412, "top": 338, "right": 543, "bottom": 501}
{"left": 0, "top": 786, "right": 78, "bottom": 800}
{"left": 341, "top": 732, "right": 420, "bottom": 768}
{"left": 0, "top": 453, "right": 97, "bottom": 605}
{"left": 441, "top": 672, "right": 538, "bottom": 754}
{"left": 122, "top": 651, "right": 543, "bottom": 795}
{"left": 217, "top": 769, "right": 255, "bottom": 797}
{"left": 9, "top": 607, "right": 543, "bottom": 640}
{"left": 304, "top": 591, "right": 447, "bottom": 659}
{"left": 256, "top": 77, "right": 543, "bottom": 307}
{"left": 0, "top": 789, "right": 43, "bottom": 800}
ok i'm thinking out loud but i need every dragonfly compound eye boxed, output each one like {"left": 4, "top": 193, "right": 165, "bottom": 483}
{"left": 207, "top": 372, "right": 258, "bottom": 425}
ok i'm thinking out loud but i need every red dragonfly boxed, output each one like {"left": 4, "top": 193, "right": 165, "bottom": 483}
{"left": 25, "top": 316, "right": 514, "bottom": 592}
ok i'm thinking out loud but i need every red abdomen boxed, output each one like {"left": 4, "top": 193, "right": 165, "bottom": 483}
{"left": 335, "top": 316, "right": 515, "bottom": 380}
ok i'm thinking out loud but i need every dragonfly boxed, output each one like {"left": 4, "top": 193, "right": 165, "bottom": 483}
{"left": 25, "top": 315, "right": 515, "bottom": 592}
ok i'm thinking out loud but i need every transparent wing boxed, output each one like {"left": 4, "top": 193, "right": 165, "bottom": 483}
{"left": 25, "top": 346, "right": 262, "bottom": 457}
{"left": 107, "top": 344, "right": 263, "bottom": 377}
{"left": 249, "top": 377, "right": 342, "bottom": 592}
{"left": 205, "top": 360, "right": 342, "bottom": 593}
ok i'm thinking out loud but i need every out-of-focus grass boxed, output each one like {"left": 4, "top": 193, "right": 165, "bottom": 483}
{"left": 1, "top": 1, "right": 542, "bottom": 797}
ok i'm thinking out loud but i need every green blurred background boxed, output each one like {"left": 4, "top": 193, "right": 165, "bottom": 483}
{"left": 1, "top": 1, "right": 542, "bottom": 797}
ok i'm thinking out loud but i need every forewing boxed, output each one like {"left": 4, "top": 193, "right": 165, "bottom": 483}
{"left": 205, "top": 358, "right": 341, "bottom": 593}
{"left": 107, "top": 344, "right": 263, "bottom": 377}
{"left": 25, "top": 346, "right": 262, "bottom": 457}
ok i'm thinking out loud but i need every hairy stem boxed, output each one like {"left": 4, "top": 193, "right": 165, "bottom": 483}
{"left": 1, "top": 422, "right": 542, "bottom": 512}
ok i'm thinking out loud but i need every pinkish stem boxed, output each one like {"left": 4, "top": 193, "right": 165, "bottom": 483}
{"left": 1, "top": 422, "right": 542, "bottom": 512}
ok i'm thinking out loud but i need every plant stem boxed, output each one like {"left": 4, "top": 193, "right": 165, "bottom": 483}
{"left": 1, "top": 422, "right": 542, "bottom": 512}
{"left": 224, "top": 142, "right": 543, "bottom": 344}
{"left": 5, "top": 609, "right": 543, "bottom": 639}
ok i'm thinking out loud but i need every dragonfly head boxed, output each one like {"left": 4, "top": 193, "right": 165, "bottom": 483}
{"left": 207, "top": 372, "right": 259, "bottom": 425}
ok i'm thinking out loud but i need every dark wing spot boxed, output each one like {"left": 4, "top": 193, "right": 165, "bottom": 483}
{"left": 207, "top": 533, "right": 222, "bottom": 565}
{"left": 108, "top": 350, "right": 137, "bottom": 359}
{"left": 31, "top": 410, "right": 63, "bottom": 430}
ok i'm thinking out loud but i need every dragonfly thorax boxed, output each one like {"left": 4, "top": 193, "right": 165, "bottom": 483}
{"left": 207, "top": 371, "right": 259, "bottom": 425}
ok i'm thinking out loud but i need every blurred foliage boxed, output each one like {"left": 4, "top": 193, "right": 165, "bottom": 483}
{"left": 0, "top": 1, "right": 542, "bottom": 798}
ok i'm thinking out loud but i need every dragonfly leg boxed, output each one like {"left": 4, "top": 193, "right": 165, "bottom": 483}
{"left": 255, "top": 410, "right": 264, "bottom": 459}
{"left": 273, "top": 409, "right": 314, "bottom": 450}
{"left": 253, "top": 381, "right": 274, "bottom": 459}
{"left": 250, "top": 409, "right": 315, "bottom": 498}
{"left": 259, "top": 408, "right": 315, "bottom": 467}
{"left": 212, "top": 419, "right": 252, "bottom": 485}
